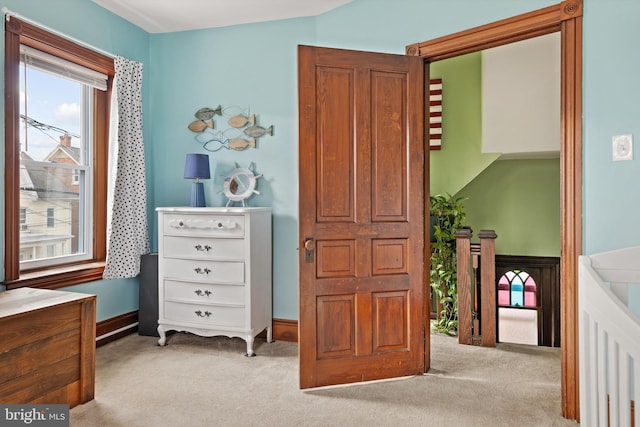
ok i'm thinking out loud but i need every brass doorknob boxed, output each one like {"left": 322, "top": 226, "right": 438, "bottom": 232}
{"left": 304, "top": 239, "right": 315, "bottom": 251}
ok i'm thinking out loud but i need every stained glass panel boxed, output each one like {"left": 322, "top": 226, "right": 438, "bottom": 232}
{"left": 497, "top": 269, "right": 538, "bottom": 308}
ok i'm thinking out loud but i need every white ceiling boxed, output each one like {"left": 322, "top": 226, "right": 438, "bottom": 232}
{"left": 91, "top": 0, "right": 353, "bottom": 33}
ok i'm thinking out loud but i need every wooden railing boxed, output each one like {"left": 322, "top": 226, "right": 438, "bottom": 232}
{"left": 579, "top": 246, "right": 640, "bottom": 426}
{"left": 455, "top": 229, "right": 497, "bottom": 347}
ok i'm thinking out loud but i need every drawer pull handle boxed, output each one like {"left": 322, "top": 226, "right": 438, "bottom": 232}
{"left": 194, "top": 289, "right": 213, "bottom": 297}
{"left": 215, "top": 220, "right": 237, "bottom": 230}
{"left": 194, "top": 244, "right": 212, "bottom": 252}
{"left": 194, "top": 267, "right": 212, "bottom": 275}
{"left": 194, "top": 310, "right": 212, "bottom": 318}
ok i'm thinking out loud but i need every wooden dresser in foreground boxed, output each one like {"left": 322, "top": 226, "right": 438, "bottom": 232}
{"left": 0, "top": 288, "right": 96, "bottom": 407}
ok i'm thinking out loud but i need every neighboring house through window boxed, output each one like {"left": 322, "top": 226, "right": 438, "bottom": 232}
{"left": 19, "top": 207, "right": 27, "bottom": 230}
{"left": 4, "top": 17, "right": 113, "bottom": 289}
{"left": 46, "top": 208, "right": 55, "bottom": 228}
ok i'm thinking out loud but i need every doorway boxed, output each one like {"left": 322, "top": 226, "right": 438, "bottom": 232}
{"left": 406, "top": 0, "right": 583, "bottom": 419}
{"left": 429, "top": 33, "right": 562, "bottom": 348}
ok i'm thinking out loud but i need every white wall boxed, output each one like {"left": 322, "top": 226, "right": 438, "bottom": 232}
{"left": 482, "top": 33, "right": 561, "bottom": 158}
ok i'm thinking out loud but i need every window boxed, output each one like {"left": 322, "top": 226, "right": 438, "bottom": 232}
{"left": 497, "top": 269, "right": 538, "bottom": 308}
{"left": 20, "top": 46, "right": 99, "bottom": 268}
{"left": 4, "top": 17, "right": 113, "bottom": 289}
{"left": 46, "top": 208, "right": 55, "bottom": 228}
{"left": 19, "top": 208, "right": 27, "bottom": 230}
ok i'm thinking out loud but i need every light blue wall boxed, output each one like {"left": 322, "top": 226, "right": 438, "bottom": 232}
{"left": 4, "top": 0, "right": 640, "bottom": 322}
{"left": 147, "top": 18, "right": 316, "bottom": 319}
{"left": 582, "top": 0, "right": 640, "bottom": 315}
{"left": 0, "top": 0, "right": 149, "bottom": 321}
{"left": 582, "top": 0, "right": 640, "bottom": 255}
{"left": 146, "top": 0, "right": 557, "bottom": 320}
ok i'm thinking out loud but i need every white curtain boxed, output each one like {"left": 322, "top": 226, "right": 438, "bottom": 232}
{"left": 103, "top": 56, "right": 149, "bottom": 279}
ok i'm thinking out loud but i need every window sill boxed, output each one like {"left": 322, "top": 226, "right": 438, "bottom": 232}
{"left": 3, "top": 261, "right": 106, "bottom": 290}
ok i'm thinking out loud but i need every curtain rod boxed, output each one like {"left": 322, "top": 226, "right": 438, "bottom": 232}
{"left": 2, "top": 7, "right": 117, "bottom": 60}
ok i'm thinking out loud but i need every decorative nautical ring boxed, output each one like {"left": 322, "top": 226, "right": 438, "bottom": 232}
{"left": 223, "top": 163, "right": 262, "bottom": 207}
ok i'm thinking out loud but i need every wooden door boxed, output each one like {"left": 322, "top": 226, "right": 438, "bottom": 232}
{"left": 298, "top": 45, "right": 426, "bottom": 389}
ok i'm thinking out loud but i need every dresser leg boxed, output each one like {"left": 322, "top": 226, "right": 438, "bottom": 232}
{"left": 245, "top": 335, "right": 256, "bottom": 357}
{"left": 267, "top": 325, "right": 274, "bottom": 343}
{"left": 157, "top": 325, "right": 167, "bottom": 346}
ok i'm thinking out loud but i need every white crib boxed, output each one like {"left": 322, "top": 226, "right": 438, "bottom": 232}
{"left": 579, "top": 246, "right": 640, "bottom": 426}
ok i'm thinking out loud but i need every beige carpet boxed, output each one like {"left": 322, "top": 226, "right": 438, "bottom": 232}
{"left": 70, "top": 332, "right": 577, "bottom": 426}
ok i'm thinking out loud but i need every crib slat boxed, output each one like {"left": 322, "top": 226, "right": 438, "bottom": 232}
{"left": 611, "top": 338, "right": 620, "bottom": 427}
{"left": 599, "top": 325, "right": 609, "bottom": 427}
{"left": 586, "top": 313, "right": 599, "bottom": 424}
{"left": 635, "top": 356, "right": 640, "bottom": 427}
{"left": 619, "top": 348, "right": 631, "bottom": 427}
{"left": 608, "top": 337, "right": 620, "bottom": 426}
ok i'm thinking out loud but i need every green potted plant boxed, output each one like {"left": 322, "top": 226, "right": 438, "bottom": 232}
{"left": 430, "top": 193, "right": 467, "bottom": 336}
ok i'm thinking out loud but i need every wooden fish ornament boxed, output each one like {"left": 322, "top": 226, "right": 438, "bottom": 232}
{"left": 194, "top": 105, "right": 222, "bottom": 121}
{"left": 227, "top": 138, "right": 256, "bottom": 151}
{"left": 243, "top": 124, "right": 273, "bottom": 139}
{"left": 227, "top": 114, "right": 255, "bottom": 128}
{"left": 188, "top": 119, "right": 214, "bottom": 132}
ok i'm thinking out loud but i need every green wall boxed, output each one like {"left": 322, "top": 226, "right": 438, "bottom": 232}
{"left": 430, "top": 52, "right": 500, "bottom": 196}
{"left": 457, "top": 158, "right": 561, "bottom": 256}
{"left": 430, "top": 52, "right": 559, "bottom": 258}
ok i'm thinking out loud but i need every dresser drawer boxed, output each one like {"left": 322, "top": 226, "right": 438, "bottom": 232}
{"left": 163, "top": 259, "right": 245, "bottom": 283}
{"left": 164, "top": 280, "right": 245, "bottom": 305}
{"left": 163, "top": 214, "right": 245, "bottom": 238}
{"left": 163, "top": 236, "right": 245, "bottom": 260}
{"left": 164, "top": 301, "right": 245, "bottom": 327}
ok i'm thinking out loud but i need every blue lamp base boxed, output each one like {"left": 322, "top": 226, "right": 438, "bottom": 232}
{"left": 190, "top": 182, "right": 206, "bottom": 207}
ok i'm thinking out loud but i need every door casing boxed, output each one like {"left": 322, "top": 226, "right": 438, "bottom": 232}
{"left": 406, "top": 0, "right": 583, "bottom": 420}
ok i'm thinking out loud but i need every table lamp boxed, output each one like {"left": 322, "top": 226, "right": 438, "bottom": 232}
{"left": 184, "top": 153, "right": 210, "bottom": 207}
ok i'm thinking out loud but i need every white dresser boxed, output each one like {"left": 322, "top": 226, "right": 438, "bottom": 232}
{"left": 156, "top": 207, "right": 272, "bottom": 356}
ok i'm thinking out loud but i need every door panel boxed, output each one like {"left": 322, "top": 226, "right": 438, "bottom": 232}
{"left": 317, "top": 240, "right": 356, "bottom": 278}
{"left": 317, "top": 295, "right": 356, "bottom": 358}
{"left": 372, "top": 291, "right": 409, "bottom": 352}
{"left": 298, "top": 45, "right": 426, "bottom": 389}
{"left": 317, "top": 67, "right": 354, "bottom": 222}
{"left": 371, "top": 71, "right": 408, "bottom": 222}
{"left": 372, "top": 239, "right": 408, "bottom": 275}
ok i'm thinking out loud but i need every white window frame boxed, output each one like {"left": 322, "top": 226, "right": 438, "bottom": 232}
{"left": 18, "top": 50, "right": 99, "bottom": 271}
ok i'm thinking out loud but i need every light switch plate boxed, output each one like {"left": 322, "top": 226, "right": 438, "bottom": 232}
{"left": 612, "top": 134, "right": 633, "bottom": 161}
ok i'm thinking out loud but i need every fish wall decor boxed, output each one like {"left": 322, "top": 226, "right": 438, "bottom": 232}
{"left": 188, "top": 120, "right": 214, "bottom": 132}
{"left": 243, "top": 124, "right": 273, "bottom": 139}
{"left": 227, "top": 138, "right": 256, "bottom": 151}
{"left": 188, "top": 104, "right": 273, "bottom": 152}
{"left": 195, "top": 106, "right": 222, "bottom": 121}
{"left": 187, "top": 105, "right": 222, "bottom": 132}
{"left": 228, "top": 114, "right": 255, "bottom": 128}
